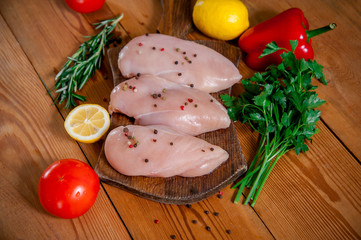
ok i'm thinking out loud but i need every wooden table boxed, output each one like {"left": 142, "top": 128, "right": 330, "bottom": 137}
{"left": 1, "top": 0, "right": 360, "bottom": 239}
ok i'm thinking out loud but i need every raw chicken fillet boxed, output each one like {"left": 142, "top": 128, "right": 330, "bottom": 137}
{"left": 104, "top": 125, "right": 229, "bottom": 177}
{"left": 108, "top": 74, "right": 231, "bottom": 136}
{"left": 118, "top": 33, "right": 242, "bottom": 93}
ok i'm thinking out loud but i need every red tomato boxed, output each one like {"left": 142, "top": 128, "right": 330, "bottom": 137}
{"left": 38, "top": 159, "right": 100, "bottom": 219}
{"left": 65, "top": 0, "right": 105, "bottom": 13}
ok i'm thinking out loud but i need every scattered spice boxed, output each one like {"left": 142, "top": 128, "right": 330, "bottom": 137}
{"left": 145, "top": 33, "right": 149, "bottom": 36}
{"left": 206, "top": 226, "right": 211, "bottom": 231}
{"left": 152, "top": 47, "right": 156, "bottom": 50}
{"left": 124, "top": 133, "right": 128, "bottom": 137}
{"left": 128, "top": 136, "right": 132, "bottom": 139}
{"left": 210, "top": 147, "right": 214, "bottom": 151}
{"left": 184, "top": 56, "right": 189, "bottom": 61}
{"left": 219, "top": 191, "right": 223, "bottom": 195}
{"left": 210, "top": 99, "right": 214, "bottom": 102}
{"left": 153, "top": 139, "right": 157, "bottom": 142}
{"left": 162, "top": 88, "right": 167, "bottom": 93}
{"left": 170, "top": 235, "right": 176, "bottom": 239}
{"left": 201, "top": 149, "right": 205, "bottom": 152}
{"left": 154, "top": 219, "right": 159, "bottom": 224}
{"left": 190, "top": 84, "right": 194, "bottom": 88}
{"left": 176, "top": 48, "right": 180, "bottom": 52}
{"left": 152, "top": 93, "right": 158, "bottom": 99}
{"left": 122, "top": 84, "right": 128, "bottom": 91}
{"left": 185, "top": 102, "right": 188, "bottom": 106}
{"left": 160, "top": 48, "right": 165, "bottom": 51}
{"left": 138, "top": 43, "right": 143, "bottom": 46}
{"left": 214, "top": 212, "right": 219, "bottom": 216}
{"left": 161, "top": 97, "right": 166, "bottom": 100}
{"left": 127, "top": 141, "right": 131, "bottom": 145}
{"left": 191, "top": 220, "right": 197, "bottom": 224}
{"left": 154, "top": 129, "right": 158, "bottom": 134}
{"left": 129, "top": 145, "right": 133, "bottom": 148}
{"left": 129, "top": 85, "right": 133, "bottom": 89}
{"left": 158, "top": 93, "right": 162, "bottom": 98}
{"left": 186, "top": 204, "right": 192, "bottom": 208}
{"left": 154, "top": 104, "right": 157, "bottom": 107}
{"left": 133, "top": 88, "right": 137, "bottom": 92}
{"left": 170, "top": 142, "right": 174, "bottom": 146}
{"left": 193, "top": 54, "right": 197, "bottom": 57}
{"left": 188, "top": 98, "right": 193, "bottom": 103}
{"left": 103, "top": 75, "right": 108, "bottom": 79}
{"left": 204, "top": 210, "right": 209, "bottom": 214}
{"left": 226, "top": 230, "right": 232, "bottom": 234}
{"left": 137, "top": 73, "right": 141, "bottom": 77}
{"left": 178, "top": 73, "right": 182, "bottom": 76}
{"left": 183, "top": 51, "right": 186, "bottom": 54}
{"left": 188, "top": 60, "right": 192, "bottom": 64}
{"left": 180, "top": 106, "right": 185, "bottom": 110}
{"left": 133, "top": 143, "right": 138, "bottom": 148}
{"left": 194, "top": 104, "right": 198, "bottom": 108}
{"left": 175, "top": 61, "right": 178, "bottom": 65}
{"left": 123, "top": 127, "right": 129, "bottom": 133}
{"left": 217, "top": 194, "right": 223, "bottom": 199}
{"left": 145, "top": 158, "right": 149, "bottom": 163}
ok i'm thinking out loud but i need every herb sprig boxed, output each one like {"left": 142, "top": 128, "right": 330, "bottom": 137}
{"left": 221, "top": 40, "right": 327, "bottom": 207}
{"left": 53, "top": 14, "right": 124, "bottom": 108}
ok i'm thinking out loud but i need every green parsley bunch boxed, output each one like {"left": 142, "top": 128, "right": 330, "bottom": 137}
{"left": 221, "top": 40, "right": 327, "bottom": 207}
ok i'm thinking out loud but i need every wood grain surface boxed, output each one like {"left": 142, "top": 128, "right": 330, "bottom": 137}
{"left": 0, "top": 0, "right": 361, "bottom": 239}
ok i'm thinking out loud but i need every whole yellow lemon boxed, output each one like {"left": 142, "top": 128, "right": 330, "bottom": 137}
{"left": 192, "top": 0, "right": 249, "bottom": 41}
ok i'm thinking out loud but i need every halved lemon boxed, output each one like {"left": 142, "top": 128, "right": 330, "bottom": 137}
{"left": 64, "top": 104, "right": 110, "bottom": 143}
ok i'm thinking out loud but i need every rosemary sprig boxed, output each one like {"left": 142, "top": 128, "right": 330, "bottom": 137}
{"left": 53, "top": 14, "right": 124, "bottom": 108}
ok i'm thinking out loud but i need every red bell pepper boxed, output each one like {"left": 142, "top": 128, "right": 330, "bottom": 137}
{"left": 238, "top": 8, "right": 336, "bottom": 71}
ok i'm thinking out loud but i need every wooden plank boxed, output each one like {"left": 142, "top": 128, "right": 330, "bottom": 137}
{"left": 0, "top": 15, "right": 130, "bottom": 239}
{"left": 234, "top": 120, "right": 361, "bottom": 239}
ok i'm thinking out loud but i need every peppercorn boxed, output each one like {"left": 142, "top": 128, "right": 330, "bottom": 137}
{"left": 206, "top": 226, "right": 211, "bottom": 231}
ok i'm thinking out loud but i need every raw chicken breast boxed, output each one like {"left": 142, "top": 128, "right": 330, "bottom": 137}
{"left": 108, "top": 75, "right": 231, "bottom": 136}
{"left": 118, "top": 33, "right": 242, "bottom": 93}
{"left": 104, "top": 125, "right": 229, "bottom": 177}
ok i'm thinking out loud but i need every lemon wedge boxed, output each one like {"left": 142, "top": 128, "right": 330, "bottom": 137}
{"left": 64, "top": 104, "right": 110, "bottom": 143}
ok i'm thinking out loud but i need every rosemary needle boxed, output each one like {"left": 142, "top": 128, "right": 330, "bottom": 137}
{"left": 53, "top": 14, "right": 124, "bottom": 109}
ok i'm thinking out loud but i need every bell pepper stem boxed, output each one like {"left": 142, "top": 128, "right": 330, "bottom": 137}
{"left": 307, "top": 23, "right": 337, "bottom": 39}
